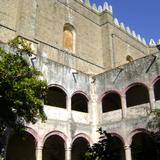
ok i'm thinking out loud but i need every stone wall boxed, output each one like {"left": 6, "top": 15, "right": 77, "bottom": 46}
{"left": 0, "top": 0, "right": 153, "bottom": 74}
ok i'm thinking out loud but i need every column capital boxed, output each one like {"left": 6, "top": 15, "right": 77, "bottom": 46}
{"left": 124, "top": 144, "right": 132, "bottom": 160}
{"left": 121, "top": 94, "right": 126, "bottom": 98}
{"left": 36, "top": 146, "right": 43, "bottom": 160}
{"left": 124, "top": 145, "right": 131, "bottom": 150}
{"left": 148, "top": 86, "right": 154, "bottom": 90}
{"left": 65, "top": 147, "right": 72, "bottom": 151}
{"left": 36, "top": 146, "right": 43, "bottom": 150}
{"left": 65, "top": 147, "right": 72, "bottom": 160}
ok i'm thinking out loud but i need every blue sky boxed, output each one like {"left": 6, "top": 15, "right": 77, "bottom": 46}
{"left": 90, "top": 0, "right": 160, "bottom": 43}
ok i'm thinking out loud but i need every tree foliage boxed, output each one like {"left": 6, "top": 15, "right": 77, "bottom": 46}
{"left": 85, "top": 128, "right": 120, "bottom": 160}
{"left": 0, "top": 37, "right": 47, "bottom": 135}
{"left": 147, "top": 115, "right": 160, "bottom": 158}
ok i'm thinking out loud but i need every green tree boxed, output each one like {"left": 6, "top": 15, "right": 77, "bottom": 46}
{"left": 148, "top": 114, "right": 160, "bottom": 159}
{"left": 85, "top": 128, "right": 120, "bottom": 160}
{"left": 0, "top": 37, "right": 47, "bottom": 156}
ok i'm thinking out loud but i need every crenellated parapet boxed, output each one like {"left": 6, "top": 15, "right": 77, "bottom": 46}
{"left": 76, "top": 0, "right": 113, "bottom": 14}
{"left": 114, "top": 18, "right": 147, "bottom": 46}
{"left": 149, "top": 39, "right": 160, "bottom": 47}
{"left": 76, "top": 0, "right": 159, "bottom": 47}
{"left": 113, "top": 17, "right": 160, "bottom": 47}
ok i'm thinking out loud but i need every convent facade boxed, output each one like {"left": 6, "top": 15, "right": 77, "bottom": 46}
{"left": 0, "top": 0, "right": 160, "bottom": 160}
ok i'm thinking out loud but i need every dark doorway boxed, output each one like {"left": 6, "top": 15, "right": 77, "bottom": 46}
{"left": 6, "top": 131, "right": 36, "bottom": 160}
{"left": 71, "top": 137, "right": 89, "bottom": 160}
{"left": 131, "top": 132, "right": 157, "bottom": 160}
{"left": 43, "top": 135, "right": 65, "bottom": 160}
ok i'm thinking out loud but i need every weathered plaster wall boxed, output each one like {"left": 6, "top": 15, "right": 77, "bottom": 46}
{"left": 34, "top": 55, "right": 94, "bottom": 141}
{"left": 94, "top": 50, "right": 160, "bottom": 140}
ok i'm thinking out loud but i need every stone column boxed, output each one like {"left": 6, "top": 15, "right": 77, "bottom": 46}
{"left": 90, "top": 80, "right": 99, "bottom": 143}
{"left": 124, "top": 145, "right": 132, "bottom": 160}
{"left": 66, "top": 95, "right": 72, "bottom": 160}
{"left": 36, "top": 146, "right": 43, "bottom": 160}
{"left": 149, "top": 86, "right": 156, "bottom": 110}
{"left": 65, "top": 147, "right": 71, "bottom": 160}
{"left": 121, "top": 95, "right": 127, "bottom": 119}
{"left": 67, "top": 95, "right": 72, "bottom": 120}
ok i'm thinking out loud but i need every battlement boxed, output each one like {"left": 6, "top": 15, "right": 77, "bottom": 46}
{"left": 76, "top": 0, "right": 160, "bottom": 47}
{"left": 76, "top": 0, "right": 113, "bottom": 14}
{"left": 113, "top": 17, "right": 160, "bottom": 47}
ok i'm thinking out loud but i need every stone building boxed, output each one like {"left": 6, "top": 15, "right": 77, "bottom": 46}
{"left": 0, "top": 0, "right": 160, "bottom": 160}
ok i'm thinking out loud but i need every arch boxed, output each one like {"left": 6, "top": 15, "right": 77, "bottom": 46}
{"left": 26, "top": 127, "right": 39, "bottom": 143}
{"left": 43, "top": 130, "right": 67, "bottom": 147}
{"left": 6, "top": 131, "right": 36, "bottom": 160}
{"left": 153, "top": 77, "right": 160, "bottom": 101}
{"left": 98, "top": 89, "right": 122, "bottom": 103}
{"left": 108, "top": 133, "right": 125, "bottom": 160}
{"left": 71, "top": 136, "right": 90, "bottom": 160}
{"left": 125, "top": 83, "right": 149, "bottom": 107}
{"left": 44, "top": 86, "right": 67, "bottom": 109}
{"left": 130, "top": 130, "right": 158, "bottom": 160}
{"left": 48, "top": 84, "right": 68, "bottom": 95}
{"left": 63, "top": 23, "right": 76, "bottom": 52}
{"left": 72, "top": 133, "right": 92, "bottom": 145}
{"left": 110, "top": 132, "right": 125, "bottom": 145}
{"left": 102, "top": 91, "right": 122, "bottom": 113}
{"left": 71, "top": 90, "right": 90, "bottom": 101}
{"left": 43, "top": 134, "right": 65, "bottom": 160}
{"left": 71, "top": 92, "right": 88, "bottom": 113}
{"left": 128, "top": 128, "right": 150, "bottom": 145}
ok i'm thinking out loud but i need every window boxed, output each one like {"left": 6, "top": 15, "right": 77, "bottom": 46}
{"left": 45, "top": 87, "right": 66, "bottom": 109}
{"left": 126, "top": 84, "right": 149, "bottom": 107}
{"left": 71, "top": 93, "right": 88, "bottom": 113}
{"left": 63, "top": 23, "right": 75, "bottom": 52}
{"left": 102, "top": 92, "right": 121, "bottom": 113}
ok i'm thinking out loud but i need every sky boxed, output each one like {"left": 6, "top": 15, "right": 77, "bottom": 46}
{"left": 90, "top": 0, "right": 160, "bottom": 44}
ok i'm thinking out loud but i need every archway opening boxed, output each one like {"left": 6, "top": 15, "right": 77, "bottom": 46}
{"left": 71, "top": 137, "right": 89, "bottom": 160}
{"left": 102, "top": 92, "right": 121, "bottom": 113}
{"left": 45, "top": 87, "right": 66, "bottom": 108}
{"left": 6, "top": 131, "right": 36, "bottom": 160}
{"left": 131, "top": 132, "right": 157, "bottom": 160}
{"left": 43, "top": 135, "right": 65, "bottom": 160}
{"left": 154, "top": 79, "right": 160, "bottom": 101}
{"left": 71, "top": 93, "right": 88, "bottom": 113}
{"left": 109, "top": 136, "right": 125, "bottom": 160}
{"left": 126, "top": 84, "right": 149, "bottom": 107}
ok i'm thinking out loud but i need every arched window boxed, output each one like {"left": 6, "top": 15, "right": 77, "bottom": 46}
{"left": 63, "top": 23, "right": 75, "bottom": 52}
{"left": 154, "top": 79, "right": 160, "bottom": 100}
{"left": 45, "top": 87, "right": 66, "bottom": 109}
{"left": 126, "top": 84, "right": 149, "bottom": 107}
{"left": 102, "top": 92, "right": 121, "bottom": 113}
{"left": 71, "top": 93, "right": 88, "bottom": 113}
